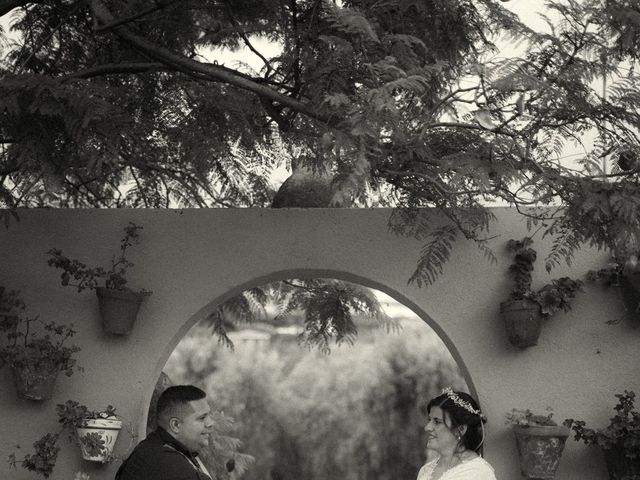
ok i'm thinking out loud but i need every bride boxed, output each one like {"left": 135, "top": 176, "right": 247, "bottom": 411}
{"left": 417, "top": 388, "right": 497, "bottom": 480}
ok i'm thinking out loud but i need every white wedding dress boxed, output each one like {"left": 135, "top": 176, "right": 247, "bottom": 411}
{"left": 416, "top": 456, "right": 497, "bottom": 480}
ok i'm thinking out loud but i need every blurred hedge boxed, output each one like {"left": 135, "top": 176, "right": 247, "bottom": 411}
{"left": 164, "top": 316, "right": 465, "bottom": 480}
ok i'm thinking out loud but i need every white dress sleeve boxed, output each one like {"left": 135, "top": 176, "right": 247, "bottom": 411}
{"left": 442, "top": 457, "right": 497, "bottom": 480}
{"left": 416, "top": 459, "right": 438, "bottom": 480}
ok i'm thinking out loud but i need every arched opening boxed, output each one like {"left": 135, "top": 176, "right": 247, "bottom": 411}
{"left": 145, "top": 270, "right": 478, "bottom": 480}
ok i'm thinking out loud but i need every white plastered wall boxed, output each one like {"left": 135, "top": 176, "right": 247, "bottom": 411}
{"left": 0, "top": 208, "right": 638, "bottom": 480}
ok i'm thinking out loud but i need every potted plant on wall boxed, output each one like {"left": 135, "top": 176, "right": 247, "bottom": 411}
{"left": 57, "top": 401, "right": 124, "bottom": 463}
{"left": 536, "top": 277, "right": 584, "bottom": 318}
{"left": 500, "top": 238, "right": 583, "bottom": 348}
{"left": 10, "top": 400, "right": 129, "bottom": 478}
{"left": 564, "top": 391, "right": 640, "bottom": 480}
{"left": 47, "top": 222, "right": 151, "bottom": 335}
{"left": 0, "top": 290, "right": 81, "bottom": 401}
{"left": 506, "top": 408, "right": 570, "bottom": 480}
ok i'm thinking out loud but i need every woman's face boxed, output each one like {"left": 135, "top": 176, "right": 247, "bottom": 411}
{"left": 424, "top": 406, "right": 460, "bottom": 455}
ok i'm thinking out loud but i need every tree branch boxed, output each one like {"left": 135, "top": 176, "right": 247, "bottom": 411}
{"left": 89, "top": 0, "right": 330, "bottom": 125}
{"left": 63, "top": 62, "right": 173, "bottom": 80}
{"left": 282, "top": 280, "right": 315, "bottom": 292}
{"left": 17, "top": 2, "right": 81, "bottom": 74}
{"left": 424, "top": 122, "right": 516, "bottom": 137}
{"left": 93, "top": 1, "right": 178, "bottom": 32}
{"left": 224, "top": 4, "right": 273, "bottom": 76}
{"left": 0, "top": 0, "right": 43, "bottom": 17}
{"left": 427, "top": 86, "right": 478, "bottom": 119}
{"left": 0, "top": 165, "right": 20, "bottom": 176}
{"left": 382, "top": 168, "right": 486, "bottom": 196}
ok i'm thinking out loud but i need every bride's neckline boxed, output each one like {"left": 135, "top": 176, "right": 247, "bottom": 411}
{"left": 428, "top": 452, "right": 480, "bottom": 479}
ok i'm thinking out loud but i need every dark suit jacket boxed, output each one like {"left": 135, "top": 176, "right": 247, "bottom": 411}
{"left": 115, "top": 427, "right": 212, "bottom": 480}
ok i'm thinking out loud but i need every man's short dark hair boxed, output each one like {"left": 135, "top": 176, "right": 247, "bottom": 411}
{"left": 157, "top": 385, "right": 206, "bottom": 421}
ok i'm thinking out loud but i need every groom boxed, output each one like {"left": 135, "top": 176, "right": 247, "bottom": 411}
{"left": 115, "top": 385, "right": 214, "bottom": 480}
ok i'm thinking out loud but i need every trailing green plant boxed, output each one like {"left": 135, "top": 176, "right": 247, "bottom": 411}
{"left": 0, "top": 319, "right": 80, "bottom": 376}
{"left": 9, "top": 401, "right": 127, "bottom": 478}
{"left": 564, "top": 391, "right": 640, "bottom": 455}
{"left": 537, "top": 277, "right": 585, "bottom": 317}
{"left": 47, "top": 222, "right": 148, "bottom": 293}
{"left": 56, "top": 400, "right": 118, "bottom": 432}
{"left": 0, "top": 289, "right": 80, "bottom": 376}
{"left": 504, "top": 238, "right": 584, "bottom": 318}
{"left": 506, "top": 238, "right": 538, "bottom": 301}
{"left": 0, "top": 285, "right": 25, "bottom": 333}
{"left": 9, "top": 432, "right": 61, "bottom": 479}
{"left": 505, "top": 408, "right": 558, "bottom": 427}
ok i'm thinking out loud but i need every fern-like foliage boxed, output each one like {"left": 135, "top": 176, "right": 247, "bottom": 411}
{"left": 206, "top": 287, "right": 268, "bottom": 351}
{"left": 297, "top": 279, "right": 394, "bottom": 353}
{"left": 543, "top": 219, "right": 583, "bottom": 273}
{"left": 409, "top": 225, "right": 458, "bottom": 288}
{"left": 206, "top": 278, "right": 397, "bottom": 353}
{"left": 206, "top": 310, "right": 235, "bottom": 351}
{"left": 322, "top": 1, "right": 380, "bottom": 44}
{"left": 201, "top": 410, "right": 255, "bottom": 480}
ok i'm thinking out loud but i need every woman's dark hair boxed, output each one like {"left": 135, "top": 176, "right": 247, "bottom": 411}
{"left": 427, "top": 390, "right": 486, "bottom": 455}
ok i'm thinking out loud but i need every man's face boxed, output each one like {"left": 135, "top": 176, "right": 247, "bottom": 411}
{"left": 174, "top": 398, "right": 214, "bottom": 452}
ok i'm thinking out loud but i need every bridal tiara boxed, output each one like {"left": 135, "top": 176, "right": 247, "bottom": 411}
{"left": 439, "top": 387, "right": 487, "bottom": 452}
{"left": 441, "top": 387, "right": 483, "bottom": 417}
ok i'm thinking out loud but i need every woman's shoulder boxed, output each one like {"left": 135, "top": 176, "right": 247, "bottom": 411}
{"left": 417, "top": 458, "right": 438, "bottom": 480}
{"left": 417, "top": 455, "right": 496, "bottom": 480}
{"left": 453, "top": 456, "right": 496, "bottom": 480}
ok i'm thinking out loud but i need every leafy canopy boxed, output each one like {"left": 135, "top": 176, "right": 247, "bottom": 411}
{"left": 1, "top": 0, "right": 640, "bottom": 283}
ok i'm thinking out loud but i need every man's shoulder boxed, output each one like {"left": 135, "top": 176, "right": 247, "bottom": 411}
{"left": 134, "top": 435, "right": 185, "bottom": 455}
{"left": 117, "top": 434, "right": 199, "bottom": 480}
{"left": 128, "top": 436, "right": 192, "bottom": 466}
